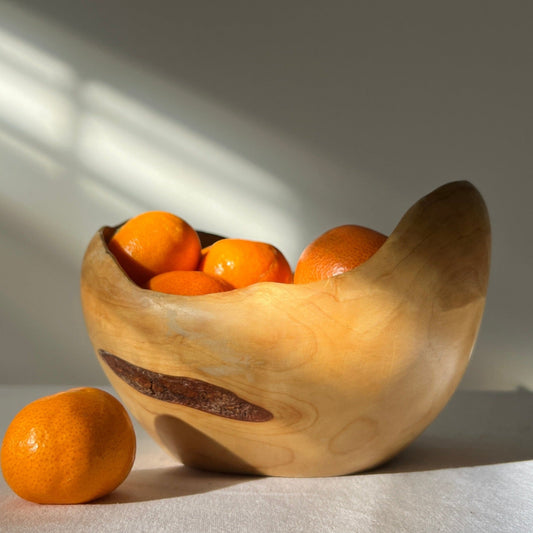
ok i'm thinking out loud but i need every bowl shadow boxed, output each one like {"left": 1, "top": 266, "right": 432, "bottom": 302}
{"left": 97, "top": 464, "right": 255, "bottom": 504}
{"left": 369, "top": 387, "right": 533, "bottom": 474}
{"left": 96, "top": 413, "right": 261, "bottom": 504}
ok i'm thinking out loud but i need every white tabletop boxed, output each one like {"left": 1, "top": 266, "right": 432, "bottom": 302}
{"left": 1, "top": 385, "right": 532, "bottom": 533}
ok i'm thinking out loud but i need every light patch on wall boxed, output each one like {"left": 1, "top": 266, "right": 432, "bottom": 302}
{"left": 0, "top": 26, "right": 75, "bottom": 86}
{"left": 78, "top": 82, "right": 299, "bottom": 247}
{"left": 0, "top": 26, "right": 76, "bottom": 152}
{"left": 0, "top": 13, "right": 302, "bottom": 264}
{"left": 0, "top": 128, "right": 63, "bottom": 180}
{"left": 0, "top": 60, "right": 75, "bottom": 149}
{"left": 77, "top": 173, "right": 148, "bottom": 223}
{"left": 81, "top": 82, "right": 292, "bottom": 201}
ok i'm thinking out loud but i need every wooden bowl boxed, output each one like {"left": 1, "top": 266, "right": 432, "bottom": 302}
{"left": 80, "top": 181, "right": 490, "bottom": 477}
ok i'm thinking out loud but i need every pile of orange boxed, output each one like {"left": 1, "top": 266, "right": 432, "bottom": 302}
{"left": 107, "top": 211, "right": 293, "bottom": 295}
{"left": 106, "top": 210, "right": 388, "bottom": 295}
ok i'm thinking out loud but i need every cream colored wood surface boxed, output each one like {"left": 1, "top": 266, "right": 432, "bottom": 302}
{"left": 80, "top": 181, "right": 490, "bottom": 477}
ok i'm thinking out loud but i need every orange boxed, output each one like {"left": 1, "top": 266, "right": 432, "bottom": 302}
{"left": 200, "top": 238, "right": 293, "bottom": 288}
{"left": 294, "top": 224, "right": 387, "bottom": 284}
{"left": 146, "top": 270, "right": 234, "bottom": 295}
{"left": 1, "top": 387, "right": 136, "bottom": 504}
{"left": 108, "top": 211, "right": 201, "bottom": 285}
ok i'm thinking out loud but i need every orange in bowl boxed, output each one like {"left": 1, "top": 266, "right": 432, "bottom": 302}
{"left": 294, "top": 224, "right": 387, "bottom": 284}
{"left": 146, "top": 270, "right": 234, "bottom": 296}
{"left": 108, "top": 211, "right": 201, "bottom": 285}
{"left": 200, "top": 238, "right": 293, "bottom": 289}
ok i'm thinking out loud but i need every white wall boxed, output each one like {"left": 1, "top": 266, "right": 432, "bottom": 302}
{"left": 0, "top": 1, "right": 531, "bottom": 389}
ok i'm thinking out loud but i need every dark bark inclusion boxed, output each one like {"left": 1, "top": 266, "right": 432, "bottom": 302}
{"left": 98, "top": 349, "right": 273, "bottom": 422}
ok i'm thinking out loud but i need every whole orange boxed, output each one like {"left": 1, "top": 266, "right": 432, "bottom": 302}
{"left": 108, "top": 211, "right": 201, "bottom": 285}
{"left": 294, "top": 224, "right": 387, "bottom": 284}
{"left": 0, "top": 387, "right": 136, "bottom": 504}
{"left": 200, "top": 238, "right": 293, "bottom": 288}
{"left": 146, "top": 270, "right": 234, "bottom": 295}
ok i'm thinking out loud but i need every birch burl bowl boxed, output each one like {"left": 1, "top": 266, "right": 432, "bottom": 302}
{"left": 80, "top": 181, "right": 490, "bottom": 477}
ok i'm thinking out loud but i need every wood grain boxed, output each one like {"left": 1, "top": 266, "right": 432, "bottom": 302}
{"left": 80, "top": 181, "right": 490, "bottom": 477}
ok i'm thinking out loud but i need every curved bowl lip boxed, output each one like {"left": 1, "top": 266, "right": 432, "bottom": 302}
{"left": 89, "top": 180, "right": 490, "bottom": 306}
